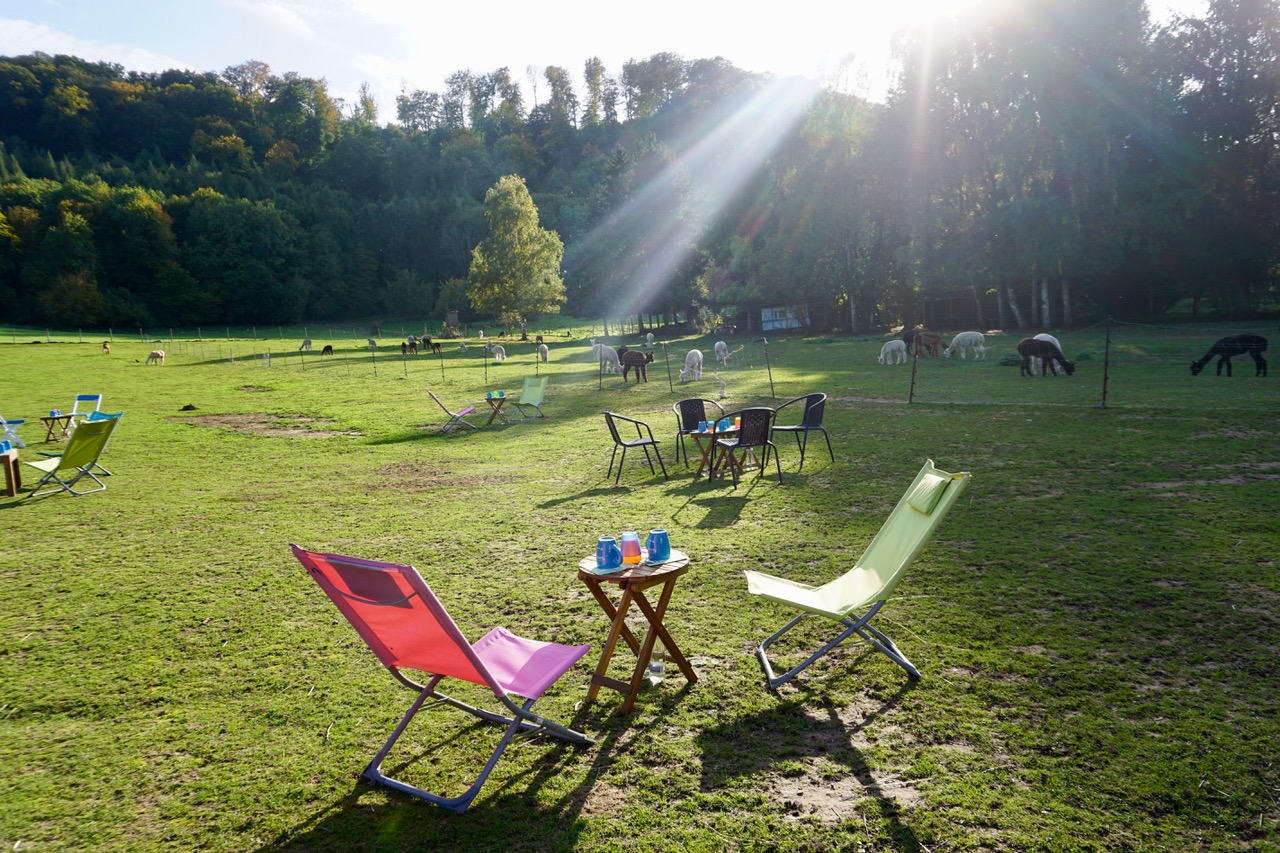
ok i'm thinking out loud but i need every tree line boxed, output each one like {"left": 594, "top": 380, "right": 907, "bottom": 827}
{"left": 0, "top": 0, "right": 1276, "bottom": 335}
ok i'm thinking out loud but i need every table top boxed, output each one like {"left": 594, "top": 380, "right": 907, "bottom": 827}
{"left": 578, "top": 549, "right": 689, "bottom": 581}
{"left": 41, "top": 414, "right": 73, "bottom": 422}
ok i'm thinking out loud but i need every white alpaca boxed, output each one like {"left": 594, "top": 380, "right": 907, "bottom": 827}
{"left": 537, "top": 343, "right": 548, "bottom": 363}
{"left": 714, "top": 340, "right": 728, "bottom": 365}
{"left": 646, "top": 332, "right": 654, "bottom": 349}
{"left": 878, "top": 340, "right": 908, "bottom": 365}
{"left": 1033, "top": 333, "right": 1065, "bottom": 375}
{"left": 299, "top": 338, "right": 311, "bottom": 351}
{"left": 679, "top": 349, "right": 704, "bottom": 381}
{"left": 944, "top": 331, "right": 986, "bottom": 360}
{"left": 492, "top": 345, "right": 506, "bottom": 362}
{"left": 593, "top": 344, "right": 621, "bottom": 374}
{"left": 146, "top": 350, "right": 165, "bottom": 365}
{"left": 459, "top": 342, "right": 467, "bottom": 353}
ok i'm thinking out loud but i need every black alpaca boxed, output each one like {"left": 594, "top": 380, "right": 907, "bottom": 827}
{"left": 1189, "top": 334, "right": 1268, "bottom": 377}
{"left": 1017, "top": 338, "right": 1076, "bottom": 376}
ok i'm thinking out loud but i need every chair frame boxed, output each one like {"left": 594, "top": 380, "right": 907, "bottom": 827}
{"left": 1, "top": 415, "right": 26, "bottom": 449}
{"left": 512, "top": 376, "right": 548, "bottom": 419}
{"left": 22, "top": 417, "right": 119, "bottom": 497}
{"left": 290, "top": 546, "right": 594, "bottom": 813}
{"left": 38, "top": 411, "right": 122, "bottom": 476}
{"left": 672, "top": 398, "right": 725, "bottom": 466}
{"left": 427, "top": 390, "right": 477, "bottom": 434}
{"left": 716, "top": 407, "right": 782, "bottom": 487}
{"left": 602, "top": 412, "right": 668, "bottom": 484}
{"left": 771, "top": 393, "right": 834, "bottom": 471}
{"left": 68, "top": 393, "right": 103, "bottom": 426}
{"left": 747, "top": 460, "right": 970, "bottom": 689}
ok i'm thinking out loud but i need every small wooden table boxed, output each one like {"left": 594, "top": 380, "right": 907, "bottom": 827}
{"left": 40, "top": 414, "right": 74, "bottom": 442}
{"left": 483, "top": 395, "right": 510, "bottom": 426}
{"left": 577, "top": 549, "right": 698, "bottom": 713}
{"left": 1, "top": 447, "right": 20, "bottom": 497}
{"left": 689, "top": 427, "right": 757, "bottom": 479}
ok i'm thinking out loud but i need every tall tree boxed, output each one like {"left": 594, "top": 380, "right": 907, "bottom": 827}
{"left": 468, "top": 174, "right": 565, "bottom": 336}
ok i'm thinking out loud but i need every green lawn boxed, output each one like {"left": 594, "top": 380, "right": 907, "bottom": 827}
{"left": 1, "top": 327, "right": 1277, "bottom": 852}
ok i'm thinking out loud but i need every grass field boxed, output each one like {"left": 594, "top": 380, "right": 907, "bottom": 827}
{"left": 1, "top": 325, "right": 1277, "bottom": 852}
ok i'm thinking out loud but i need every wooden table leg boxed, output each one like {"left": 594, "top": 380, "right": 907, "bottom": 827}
{"left": 585, "top": 585, "right": 637, "bottom": 703}
{"left": 630, "top": 580, "right": 699, "bottom": 687}
{"left": 2, "top": 450, "right": 19, "bottom": 497}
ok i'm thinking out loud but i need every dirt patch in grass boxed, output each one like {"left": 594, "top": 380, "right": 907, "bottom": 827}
{"left": 376, "top": 461, "right": 514, "bottom": 490}
{"left": 168, "top": 412, "right": 361, "bottom": 437}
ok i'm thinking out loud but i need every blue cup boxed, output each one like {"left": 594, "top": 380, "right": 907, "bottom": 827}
{"left": 697, "top": 421, "right": 707, "bottom": 432}
{"left": 718, "top": 418, "right": 730, "bottom": 431}
{"left": 596, "top": 536, "right": 622, "bottom": 570}
{"left": 0, "top": 440, "right": 10, "bottom": 453}
{"left": 645, "top": 529, "right": 671, "bottom": 563}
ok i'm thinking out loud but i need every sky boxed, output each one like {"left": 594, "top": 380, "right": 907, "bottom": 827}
{"left": 1, "top": 0, "right": 1210, "bottom": 120}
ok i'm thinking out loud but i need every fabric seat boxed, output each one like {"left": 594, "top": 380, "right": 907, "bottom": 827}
{"left": 715, "top": 407, "right": 782, "bottom": 487}
{"left": 771, "top": 393, "right": 834, "bottom": 471}
{"left": 512, "top": 377, "right": 548, "bottom": 419}
{"left": 40, "top": 411, "right": 122, "bottom": 475}
{"left": 745, "top": 459, "right": 971, "bottom": 688}
{"left": 427, "top": 390, "right": 477, "bottom": 433}
{"left": 22, "top": 416, "right": 120, "bottom": 497}
{"left": 290, "top": 546, "right": 593, "bottom": 813}
{"left": 671, "top": 398, "right": 725, "bottom": 466}
{"left": 602, "top": 412, "right": 668, "bottom": 484}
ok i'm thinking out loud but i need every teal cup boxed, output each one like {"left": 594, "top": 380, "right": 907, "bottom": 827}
{"left": 645, "top": 529, "right": 671, "bottom": 563}
{"left": 597, "top": 536, "right": 622, "bottom": 569}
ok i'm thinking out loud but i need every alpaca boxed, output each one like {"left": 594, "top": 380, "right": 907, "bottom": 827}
{"left": 145, "top": 350, "right": 165, "bottom": 365}
{"left": 321, "top": 344, "right": 334, "bottom": 355}
{"left": 878, "top": 340, "right": 908, "bottom": 365}
{"left": 714, "top": 340, "right": 729, "bottom": 365}
{"left": 679, "top": 349, "right": 704, "bottom": 381}
{"left": 299, "top": 338, "right": 311, "bottom": 351}
{"left": 620, "top": 350, "right": 655, "bottom": 383}
{"left": 492, "top": 345, "right": 506, "bottom": 362}
{"left": 459, "top": 342, "right": 466, "bottom": 353}
{"left": 401, "top": 341, "right": 408, "bottom": 355}
{"left": 1032, "top": 333, "right": 1066, "bottom": 375}
{"left": 944, "top": 331, "right": 986, "bottom": 360}
{"left": 538, "top": 343, "right": 549, "bottom": 363}
{"left": 646, "top": 332, "right": 655, "bottom": 348}
{"left": 367, "top": 339, "right": 377, "bottom": 349}
{"left": 1017, "top": 338, "right": 1075, "bottom": 376}
{"left": 593, "top": 344, "right": 621, "bottom": 374}
{"left": 408, "top": 339, "right": 418, "bottom": 355}
{"left": 102, "top": 341, "right": 110, "bottom": 355}
{"left": 431, "top": 342, "right": 442, "bottom": 354}
{"left": 912, "top": 331, "right": 943, "bottom": 356}
{"left": 1190, "top": 334, "right": 1268, "bottom": 377}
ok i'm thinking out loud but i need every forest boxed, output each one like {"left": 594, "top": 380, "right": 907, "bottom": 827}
{"left": 0, "top": 0, "right": 1277, "bottom": 335}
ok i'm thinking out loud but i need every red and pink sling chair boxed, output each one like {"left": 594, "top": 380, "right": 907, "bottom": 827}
{"left": 291, "top": 545, "right": 594, "bottom": 812}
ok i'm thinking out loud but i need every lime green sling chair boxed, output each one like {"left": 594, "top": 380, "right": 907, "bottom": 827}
{"left": 745, "top": 459, "right": 971, "bottom": 689}
{"left": 22, "top": 416, "right": 120, "bottom": 497}
{"left": 512, "top": 377, "right": 548, "bottom": 419}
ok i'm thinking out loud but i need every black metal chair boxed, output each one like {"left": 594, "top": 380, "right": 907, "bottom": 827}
{"left": 714, "top": 407, "right": 782, "bottom": 487}
{"left": 602, "top": 412, "right": 669, "bottom": 484}
{"left": 771, "top": 393, "right": 833, "bottom": 471}
{"left": 671, "top": 398, "right": 725, "bottom": 466}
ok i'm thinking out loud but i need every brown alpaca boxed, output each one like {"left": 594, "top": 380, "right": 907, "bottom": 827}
{"left": 102, "top": 341, "right": 110, "bottom": 355}
{"left": 1017, "top": 338, "right": 1075, "bottom": 376}
{"left": 620, "top": 350, "right": 655, "bottom": 383}
{"left": 912, "top": 331, "right": 943, "bottom": 357}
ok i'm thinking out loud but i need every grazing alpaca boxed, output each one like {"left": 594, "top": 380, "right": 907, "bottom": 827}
{"left": 1031, "top": 333, "right": 1067, "bottom": 375}
{"left": 593, "top": 344, "right": 621, "bottom": 374}
{"left": 145, "top": 349, "right": 165, "bottom": 365}
{"left": 299, "top": 338, "right": 311, "bottom": 351}
{"left": 912, "top": 331, "right": 943, "bottom": 356}
{"left": 679, "top": 349, "right": 704, "bottom": 381}
{"left": 408, "top": 339, "right": 418, "bottom": 355}
{"left": 620, "top": 349, "right": 655, "bottom": 383}
{"left": 878, "top": 340, "right": 908, "bottom": 365}
{"left": 492, "top": 345, "right": 506, "bottom": 362}
{"left": 944, "top": 331, "right": 986, "bottom": 360}
{"left": 538, "top": 343, "right": 549, "bottom": 363}
{"left": 102, "top": 341, "right": 110, "bottom": 355}
{"left": 1017, "top": 338, "right": 1075, "bottom": 376}
{"left": 459, "top": 342, "right": 466, "bottom": 353}
{"left": 321, "top": 344, "right": 334, "bottom": 355}
{"left": 1190, "top": 334, "right": 1268, "bottom": 376}
{"left": 714, "top": 340, "right": 729, "bottom": 365}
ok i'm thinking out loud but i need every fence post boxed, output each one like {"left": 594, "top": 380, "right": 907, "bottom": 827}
{"left": 1101, "top": 316, "right": 1112, "bottom": 409}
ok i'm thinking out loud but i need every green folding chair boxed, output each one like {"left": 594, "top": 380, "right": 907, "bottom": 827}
{"left": 512, "top": 377, "right": 548, "bottom": 419}
{"left": 22, "top": 416, "right": 120, "bottom": 497}
{"left": 745, "top": 459, "right": 971, "bottom": 688}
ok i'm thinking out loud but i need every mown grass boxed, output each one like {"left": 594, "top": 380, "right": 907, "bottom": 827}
{"left": 1, "top": 327, "right": 1277, "bottom": 852}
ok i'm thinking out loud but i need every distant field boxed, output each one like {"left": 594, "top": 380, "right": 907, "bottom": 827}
{"left": 1, "top": 325, "right": 1277, "bottom": 852}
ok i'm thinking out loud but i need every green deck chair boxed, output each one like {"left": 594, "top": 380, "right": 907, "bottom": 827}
{"left": 22, "top": 416, "right": 120, "bottom": 497}
{"left": 512, "top": 377, "right": 548, "bottom": 419}
{"left": 745, "top": 459, "right": 971, "bottom": 688}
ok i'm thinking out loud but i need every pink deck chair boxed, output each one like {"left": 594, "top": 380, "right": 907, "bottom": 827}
{"left": 290, "top": 546, "right": 594, "bottom": 812}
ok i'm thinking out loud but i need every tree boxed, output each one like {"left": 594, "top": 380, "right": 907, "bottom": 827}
{"left": 467, "top": 175, "right": 565, "bottom": 337}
